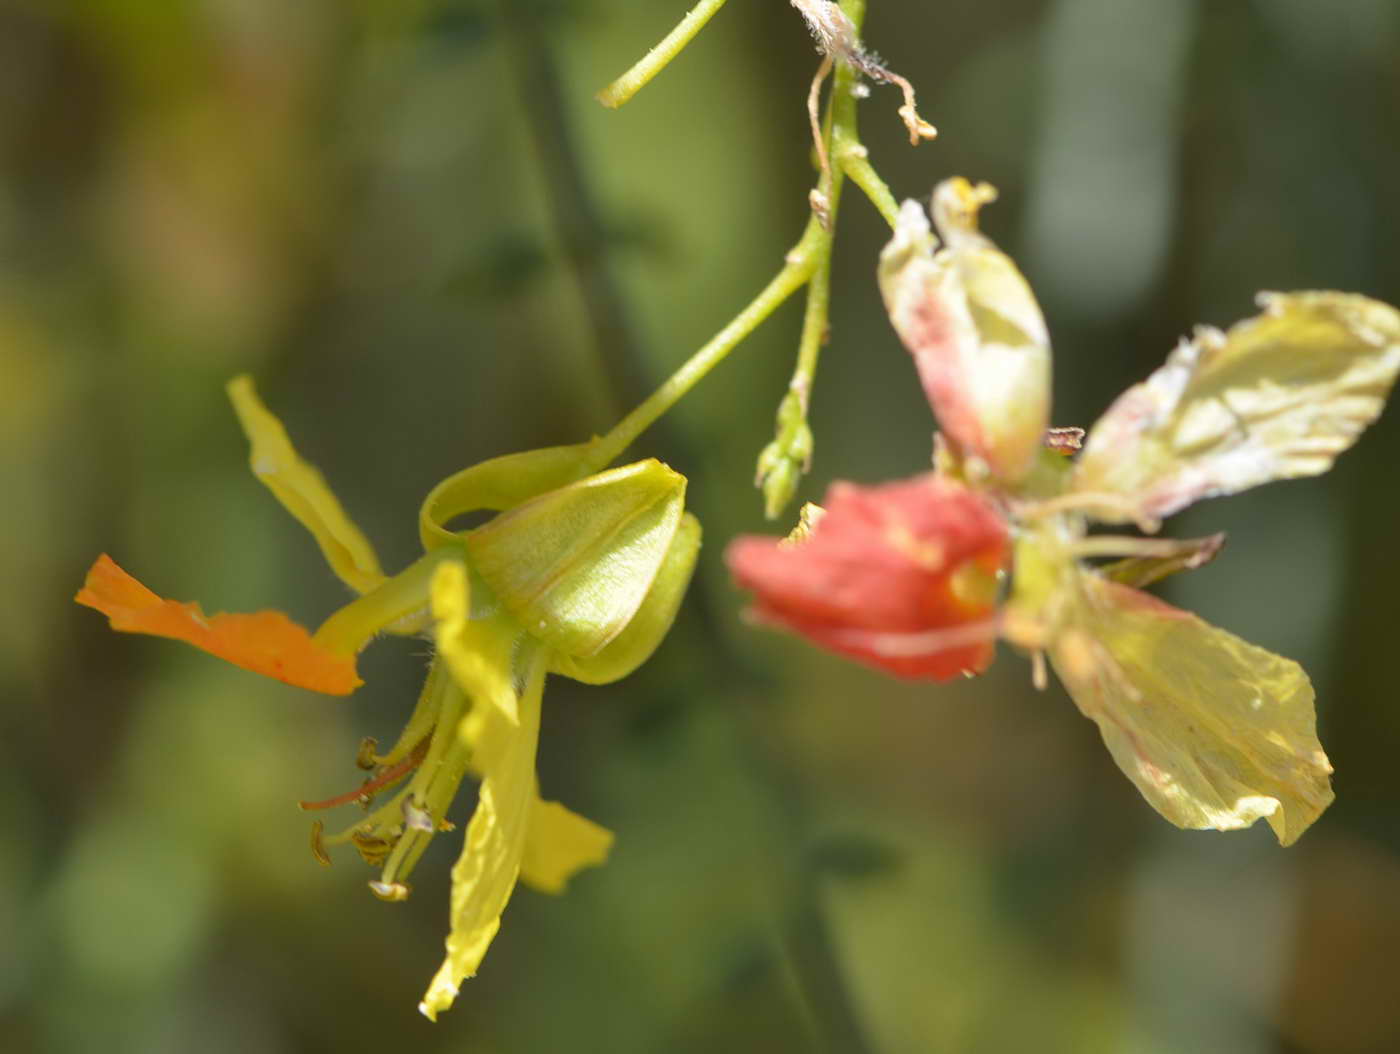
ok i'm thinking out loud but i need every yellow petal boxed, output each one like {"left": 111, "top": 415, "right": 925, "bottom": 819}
{"left": 1051, "top": 573, "right": 1333, "bottom": 845}
{"left": 227, "top": 375, "right": 385, "bottom": 594}
{"left": 418, "top": 646, "right": 547, "bottom": 1021}
{"left": 519, "top": 798, "right": 614, "bottom": 895}
{"left": 1073, "top": 292, "right": 1400, "bottom": 522}
{"left": 75, "top": 554, "right": 361, "bottom": 695}
{"left": 429, "top": 560, "right": 520, "bottom": 725}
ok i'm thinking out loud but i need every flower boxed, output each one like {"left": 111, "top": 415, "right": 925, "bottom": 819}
{"left": 726, "top": 475, "right": 1009, "bottom": 680}
{"left": 731, "top": 178, "right": 1400, "bottom": 846}
{"left": 76, "top": 375, "right": 701, "bottom": 1018}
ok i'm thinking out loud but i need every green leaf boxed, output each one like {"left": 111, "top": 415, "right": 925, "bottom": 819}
{"left": 549, "top": 511, "right": 700, "bottom": 684}
{"left": 466, "top": 459, "right": 686, "bottom": 658}
{"left": 1050, "top": 573, "right": 1333, "bottom": 846}
{"left": 1073, "top": 292, "right": 1400, "bottom": 522}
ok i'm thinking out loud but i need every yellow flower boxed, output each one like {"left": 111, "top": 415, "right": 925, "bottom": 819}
{"left": 77, "top": 376, "right": 701, "bottom": 1019}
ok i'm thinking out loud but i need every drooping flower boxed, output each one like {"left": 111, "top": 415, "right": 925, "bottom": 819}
{"left": 726, "top": 475, "right": 1009, "bottom": 680}
{"left": 77, "top": 376, "right": 701, "bottom": 1019}
{"left": 732, "top": 177, "right": 1400, "bottom": 846}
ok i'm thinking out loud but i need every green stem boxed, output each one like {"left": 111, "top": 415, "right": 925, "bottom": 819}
{"left": 583, "top": 224, "right": 823, "bottom": 472}
{"left": 596, "top": 0, "right": 731, "bottom": 108}
{"left": 839, "top": 145, "right": 900, "bottom": 228}
{"left": 588, "top": 0, "right": 901, "bottom": 476}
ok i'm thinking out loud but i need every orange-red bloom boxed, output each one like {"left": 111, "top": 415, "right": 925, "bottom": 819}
{"left": 726, "top": 475, "right": 1009, "bottom": 680}
{"left": 75, "top": 554, "right": 361, "bottom": 695}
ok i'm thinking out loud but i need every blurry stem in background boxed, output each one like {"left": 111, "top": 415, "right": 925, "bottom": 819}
{"left": 497, "top": 0, "right": 641, "bottom": 426}
{"left": 596, "top": 0, "right": 731, "bottom": 109}
{"left": 586, "top": 0, "right": 899, "bottom": 492}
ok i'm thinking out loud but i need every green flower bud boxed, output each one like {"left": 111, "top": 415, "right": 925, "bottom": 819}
{"left": 466, "top": 459, "right": 687, "bottom": 657}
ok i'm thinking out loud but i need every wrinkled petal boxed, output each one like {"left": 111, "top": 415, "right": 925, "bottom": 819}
{"left": 878, "top": 183, "right": 1051, "bottom": 482}
{"left": 519, "top": 798, "right": 614, "bottom": 895}
{"left": 418, "top": 644, "right": 547, "bottom": 1021}
{"left": 727, "top": 475, "right": 1009, "bottom": 680}
{"left": 1051, "top": 573, "right": 1333, "bottom": 845}
{"left": 227, "top": 375, "right": 385, "bottom": 594}
{"left": 75, "top": 554, "right": 360, "bottom": 695}
{"left": 1073, "top": 292, "right": 1400, "bottom": 522}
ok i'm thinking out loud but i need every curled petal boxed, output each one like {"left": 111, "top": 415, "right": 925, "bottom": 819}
{"left": 727, "top": 475, "right": 1009, "bottom": 680}
{"left": 75, "top": 554, "right": 360, "bottom": 695}
{"left": 418, "top": 443, "right": 598, "bottom": 551}
{"left": 227, "top": 375, "right": 385, "bottom": 595}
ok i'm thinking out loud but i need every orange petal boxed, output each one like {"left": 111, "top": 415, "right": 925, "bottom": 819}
{"left": 75, "top": 554, "right": 361, "bottom": 695}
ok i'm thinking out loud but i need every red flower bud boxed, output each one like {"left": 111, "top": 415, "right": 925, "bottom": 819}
{"left": 726, "top": 475, "right": 1009, "bottom": 680}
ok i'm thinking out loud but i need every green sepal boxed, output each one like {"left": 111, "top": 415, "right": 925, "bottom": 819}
{"left": 466, "top": 459, "right": 687, "bottom": 658}
{"left": 418, "top": 441, "right": 600, "bottom": 550}
{"left": 550, "top": 511, "right": 701, "bottom": 684}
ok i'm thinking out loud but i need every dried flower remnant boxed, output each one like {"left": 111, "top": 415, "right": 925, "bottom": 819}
{"left": 77, "top": 377, "right": 701, "bottom": 1019}
{"left": 732, "top": 176, "right": 1400, "bottom": 846}
{"left": 791, "top": 0, "right": 938, "bottom": 146}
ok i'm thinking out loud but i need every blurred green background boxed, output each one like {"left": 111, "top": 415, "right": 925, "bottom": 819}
{"left": 4, "top": 1, "right": 1400, "bottom": 1051}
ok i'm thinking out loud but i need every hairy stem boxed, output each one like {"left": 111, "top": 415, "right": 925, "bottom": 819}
{"left": 596, "top": 0, "right": 731, "bottom": 108}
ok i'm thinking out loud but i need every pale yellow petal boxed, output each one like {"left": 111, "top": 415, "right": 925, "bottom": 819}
{"left": 1051, "top": 574, "right": 1333, "bottom": 845}
{"left": 429, "top": 560, "right": 518, "bottom": 725}
{"left": 519, "top": 798, "right": 614, "bottom": 895}
{"left": 1073, "top": 292, "right": 1400, "bottom": 522}
{"left": 418, "top": 647, "right": 546, "bottom": 1021}
{"left": 227, "top": 375, "right": 385, "bottom": 594}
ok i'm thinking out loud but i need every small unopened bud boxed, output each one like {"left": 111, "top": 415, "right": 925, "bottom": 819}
{"left": 467, "top": 460, "right": 688, "bottom": 658}
{"left": 756, "top": 390, "right": 815, "bottom": 519}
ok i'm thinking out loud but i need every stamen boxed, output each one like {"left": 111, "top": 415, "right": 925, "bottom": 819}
{"left": 355, "top": 736, "right": 379, "bottom": 771}
{"left": 309, "top": 821, "right": 332, "bottom": 867}
{"left": 369, "top": 880, "right": 412, "bottom": 902}
{"left": 297, "top": 735, "right": 431, "bottom": 811}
